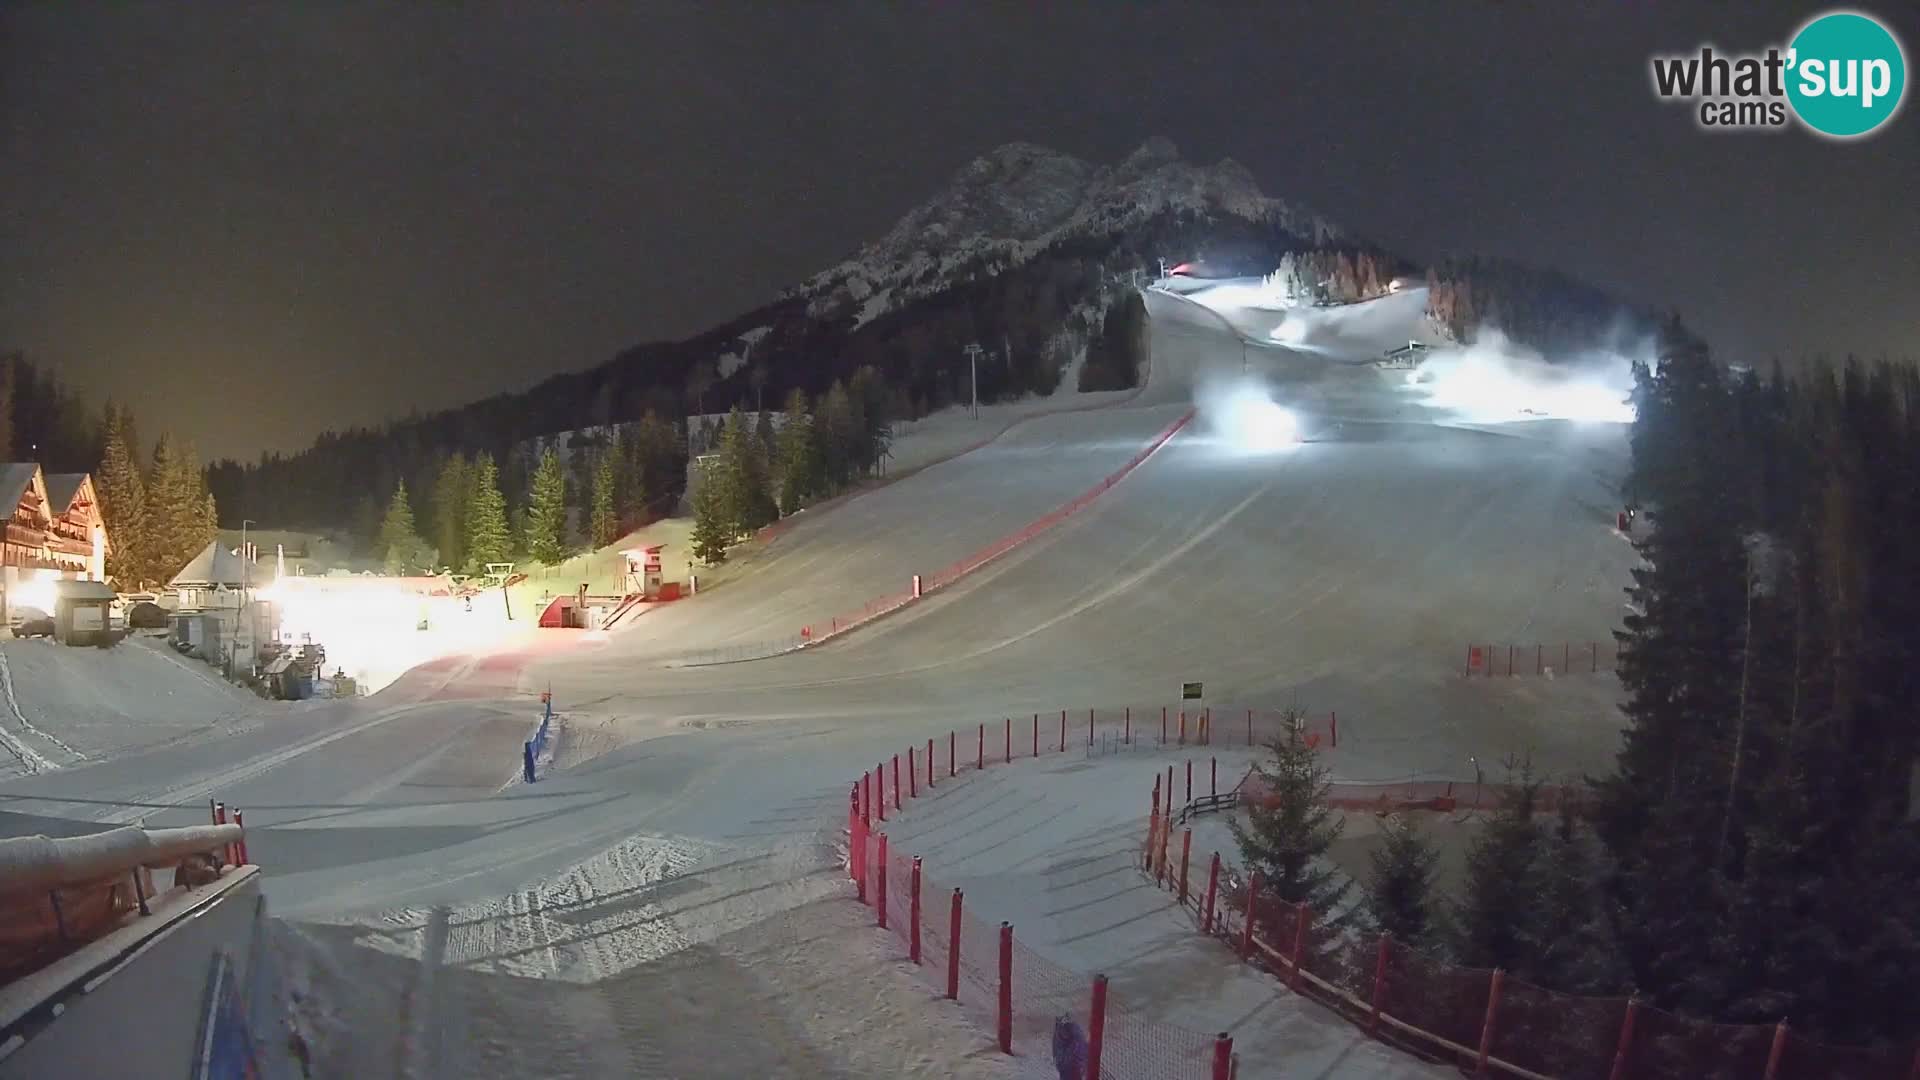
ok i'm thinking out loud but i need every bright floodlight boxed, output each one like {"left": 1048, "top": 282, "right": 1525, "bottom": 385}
{"left": 1199, "top": 378, "right": 1302, "bottom": 453}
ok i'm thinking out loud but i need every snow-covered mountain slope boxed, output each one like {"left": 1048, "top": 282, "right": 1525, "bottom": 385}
{"left": 794, "top": 137, "right": 1346, "bottom": 328}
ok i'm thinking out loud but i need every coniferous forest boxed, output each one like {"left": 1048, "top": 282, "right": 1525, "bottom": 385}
{"left": 1594, "top": 331, "right": 1920, "bottom": 1044}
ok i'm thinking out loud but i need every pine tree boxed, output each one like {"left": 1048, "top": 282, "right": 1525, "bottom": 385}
{"left": 688, "top": 462, "right": 730, "bottom": 565}
{"left": 525, "top": 447, "right": 569, "bottom": 564}
{"left": 464, "top": 453, "right": 511, "bottom": 572}
{"left": 1454, "top": 773, "right": 1543, "bottom": 972}
{"left": 1524, "top": 802, "right": 1625, "bottom": 994}
{"left": 430, "top": 454, "right": 468, "bottom": 573}
{"left": 1366, "top": 813, "right": 1443, "bottom": 947}
{"left": 1228, "top": 718, "right": 1352, "bottom": 928}
{"left": 717, "top": 407, "right": 776, "bottom": 532}
{"left": 96, "top": 404, "right": 150, "bottom": 587}
{"left": 776, "top": 389, "right": 817, "bottom": 515}
{"left": 820, "top": 381, "right": 855, "bottom": 489}
{"left": 590, "top": 447, "right": 619, "bottom": 548}
{"left": 378, "top": 480, "right": 427, "bottom": 572}
{"left": 145, "top": 434, "right": 209, "bottom": 583}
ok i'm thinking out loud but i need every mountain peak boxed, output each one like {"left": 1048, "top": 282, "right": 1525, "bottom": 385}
{"left": 796, "top": 139, "right": 1344, "bottom": 324}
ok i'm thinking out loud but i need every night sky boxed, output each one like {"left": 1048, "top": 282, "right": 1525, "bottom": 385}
{"left": 5, "top": 3, "right": 1916, "bottom": 462}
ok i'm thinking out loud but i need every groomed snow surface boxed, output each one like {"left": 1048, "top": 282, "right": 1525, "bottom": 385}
{"left": 1, "top": 284, "right": 1638, "bottom": 1077}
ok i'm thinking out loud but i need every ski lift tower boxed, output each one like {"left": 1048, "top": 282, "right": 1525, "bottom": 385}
{"left": 481, "top": 561, "right": 517, "bottom": 620}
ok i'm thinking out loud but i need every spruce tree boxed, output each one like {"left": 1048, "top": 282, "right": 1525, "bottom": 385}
{"left": 820, "top": 381, "right": 855, "bottom": 489}
{"left": 145, "top": 434, "right": 204, "bottom": 582}
{"left": 525, "top": 447, "right": 569, "bottom": 564}
{"left": 776, "top": 389, "right": 817, "bottom": 515}
{"left": 1227, "top": 717, "right": 1352, "bottom": 928}
{"left": 688, "top": 462, "right": 730, "bottom": 565}
{"left": 464, "top": 453, "right": 511, "bottom": 572}
{"left": 430, "top": 454, "right": 468, "bottom": 573}
{"left": 378, "top": 480, "right": 426, "bottom": 572}
{"left": 590, "top": 447, "right": 619, "bottom": 548}
{"left": 1454, "top": 773, "right": 1543, "bottom": 972}
{"left": 1365, "top": 813, "right": 1443, "bottom": 947}
{"left": 1524, "top": 801, "right": 1625, "bottom": 994}
{"left": 96, "top": 404, "right": 150, "bottom": 587}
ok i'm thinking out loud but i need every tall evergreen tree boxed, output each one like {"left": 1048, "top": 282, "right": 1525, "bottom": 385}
{"left": 378, "top": 480, "right": 428, "bottom": 572}
{"left": 819, "top": 381, "right": 856, "bottom": 488}
{"left": 525, "top": 447, "right": 569, "bottom": 564}
{"left": 1228, "top": 718, "right": 1352, "bottom": 928}
{"left": 1454, "top": 775, "right": 1544, "bottom": 972}
{"left": 430, "top": 454, "right": 469, "bottom": 573}
{"left": 717, "top": 407, "right": 776, "bottom": 532}
{"left": 145, "top": 435, "right": 214, "bottom": 582}
{"left": 464, "top": 453, "right": 511, "bottom": 572}
{"left": 590, "top": 447, "right": 619, "bottom": 548}
{"left": 1366, "top": 814, "right": 1443, "bottom": 947}
{"left": 96, "top": 404, "right": 150, "bottom": 587}
{"left": 776, "top": 389, "right": 818, "bottom": 515}
{"left": 688, "top": 462, "right": 730, "bottom": 565}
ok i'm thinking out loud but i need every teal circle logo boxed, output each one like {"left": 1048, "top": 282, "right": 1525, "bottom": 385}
{"left": 1786, "top": 11, "right": 1907, "bottom": 138}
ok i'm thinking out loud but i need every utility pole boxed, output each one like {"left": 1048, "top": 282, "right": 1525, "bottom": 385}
{"left": 964, "top": 343, "right": 984, "bottom": 419}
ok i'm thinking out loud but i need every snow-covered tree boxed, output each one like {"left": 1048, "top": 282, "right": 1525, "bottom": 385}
{"left": 1228, "top": 717, "right": 1352, "bottom": 927}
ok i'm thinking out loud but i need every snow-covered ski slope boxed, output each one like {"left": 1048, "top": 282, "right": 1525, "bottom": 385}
{"left": 0, "top": 287, "right": 1636, "bottom": 1078}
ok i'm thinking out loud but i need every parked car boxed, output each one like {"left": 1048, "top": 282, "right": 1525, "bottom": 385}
{"left": 14, "top": 608, "right": 54, "bottom": 638}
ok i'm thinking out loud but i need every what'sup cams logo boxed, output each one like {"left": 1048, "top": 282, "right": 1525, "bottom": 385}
{"left": 1651, "top": 10, "right": 1907, "bottom": 138}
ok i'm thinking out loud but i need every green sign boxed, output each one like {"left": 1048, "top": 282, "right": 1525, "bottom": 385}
{"left": 1181, "top": 682, "right": 1203, "bottom": 700}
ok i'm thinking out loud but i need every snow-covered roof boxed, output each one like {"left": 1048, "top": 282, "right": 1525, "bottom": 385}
{"left": 1, "top": 463, "right": 43, "bottom": 515}
{"left": 169, "top": 539, "right": 274, "bottom": 588}
{"left": 43, "top": 473, "right": 89, "bottom": 513}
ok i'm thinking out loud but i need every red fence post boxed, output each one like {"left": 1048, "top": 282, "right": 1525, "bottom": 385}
{"left": 978, "top": 723, "right": 984, "bottom": 770}
{"left": 1162, "top": 705, "right": 1168, "bottom": 743}
{"left": 1087, "top": 974, "right": 1109, "bottom": 1080}
{"left": 852, "top": 815, "right": 868, "bottom": 902}
{"left": 1186, "top": 759, "right": 1192, "bottom": 804}
{"left": 1240, "top": 872, "right": 1262, "bottom": 958}
{"left": 910, "top": 856, "right": 923, "bottom": 964}
{"left": 876, "top": 834, "right": 890, "bottom": 930}
{"left": 1060, "top": 709, "right": 1067, "bottom": 753}
{"left": 1005, "top": 716, "right": 1012, "bottom": 764}
{"left": 945, "top": 889, "right": 965, "bottom": 999}
{"left": 1592, "top": 641, "right": 1599, "bottom": 672}
{"left": 876, "top": 764, "right": 887, "bottom": 822}
{"left": 893, "top": 754, "right": 903, "bottom": 810}
{"left": 233, "top": 810, "right": 248, "bottom": 865}
{"left": 1158, "top": 808, "right": 1172, "bottom": 881}
{"left": 1289, "top": 900, "right": 1311, "bottom": 990}
{"left": 1211, "top": 756, "right": 1217, "bottom": 797}
{"left": 1179, "top": 709, "right": 1187, "bottom": 744}
{"left": 1475, "top": 969, "right": 1505, "bottom": 1077}
{"left": 1179, "top": 828, "right": 1192, "bottom": 905}
{"left": 1124, "top": 706, "right": 1131, "bottom": 744}
{"left": 1033, "top": 713, "right": 1039, "bottom": 758}
{"left": 928, "top": 738, "right": 935, "bottom": 788}
{"left": 1088, "top": 707, "right": 1094, "bottom": 747}
{"left": 908, "top": 747, "right": 917, "bottom": 798}
{"left": 1203, "top": 706, "right": 1211, "bottom": 745}
{"left": 849, "top": 783, "right": 859, "bottom": 838}
{"left": 1763, "top": 1020, "right": 1790, "bottom": 1080}
{"left": 1203, "top": 852, "right": 1222, "bottom": 934}
{"left": 1506, "top": 643, "right": 1513, "bottom": 677}
{"left": 1370, "top": 935, "right": 1390, "bottom": 1034}
{"left": 950, "top": 730, "right": 956, "bottom": 777}
{"left": 1331, "top": 711, "right": 1338, "bottom": 748}
{"left": 1212, "top": 1033, "right": 1234, "bottom": 1080}
{"left": 1608, "top": 997, "right": 1639, "bottom": 1080}
{"left": 997, "top": 923, "right": 1013, "bottom": 1054}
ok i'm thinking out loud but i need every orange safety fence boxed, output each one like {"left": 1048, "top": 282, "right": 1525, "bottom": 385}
{"left": 1137, "top": 781, "right": 1920, "bottom": 1080}
{"left": 846, "top": 714, "right": 1233, "bottom": 1078}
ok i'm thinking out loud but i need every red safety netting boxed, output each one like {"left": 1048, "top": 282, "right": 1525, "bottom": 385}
{"left": 1775, "top": 1029, "right": 1916, "bottom": 1080}
{"left": 1488, "top": 975, "right": 1629, "bottom": 1080}
{"left": 1377, "top": 937, "right": 1494, "bottom": 1057}
{"left": 1616, "top": 1002, "right": 1775, "bottom": 1079}
{"left": 847, "top": 739, "right": 1228, "bottom": 1078}
{"left": 1465, "top": 639, "right": 1619, "bottom": 678}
